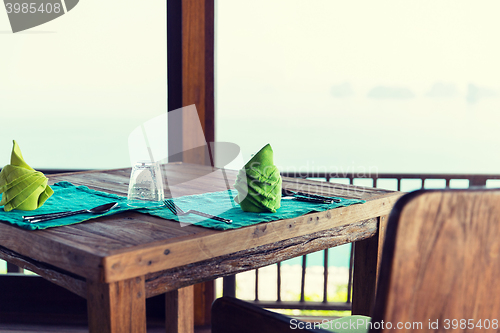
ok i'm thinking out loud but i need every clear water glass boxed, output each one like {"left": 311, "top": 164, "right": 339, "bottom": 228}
{"left": 127, "top": 161, "right": 165, "bottom": 208}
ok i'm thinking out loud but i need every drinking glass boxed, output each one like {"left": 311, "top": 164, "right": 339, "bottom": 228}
{"left": 127, "top": 161, "right": 165, "bottom": 208}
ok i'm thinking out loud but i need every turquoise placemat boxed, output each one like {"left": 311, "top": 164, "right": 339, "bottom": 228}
{"left": 0, "top": 182, "right": 135, "bottom": 230}
{"left": 145, "top": 189, "right": 366, "bottom": 230}
{"left": 0, "top": 182, "right": 366, "bottom": 231}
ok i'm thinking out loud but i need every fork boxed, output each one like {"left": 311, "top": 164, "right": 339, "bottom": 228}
{"left": 164, "top": 199, "right": 232, "bottom": 224}
{"left": 282, "top": 189, "right": 340, "bottom": 203}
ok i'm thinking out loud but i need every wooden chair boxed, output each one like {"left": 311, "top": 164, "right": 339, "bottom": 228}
{"left": 212, "top": 296, "right": 329, "bottom": 333}
{"left": 212, "top": 189, "right": 500, "bottom": 333}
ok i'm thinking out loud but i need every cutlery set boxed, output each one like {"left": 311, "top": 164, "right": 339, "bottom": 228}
{"left": 281, "top": 188, "right": 340, "bottom": 204}
{"left": 21, "top": 190, "right": 339, "bottom": 224}
{"left": 164, "top": 199, "right": 233, "bottom": 224}
{"left": 22, "top": 202, "right": 119, "bottom": 224}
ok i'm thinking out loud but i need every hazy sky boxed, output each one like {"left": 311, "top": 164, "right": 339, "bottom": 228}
{"left": 1, "top": 0, "right": 499, "bottom": 174}
{"left": 216, "top": 0, "right": 500, "bottom": 173}
{"left": 0, "top": 0, "right": 166, "bottom": 169}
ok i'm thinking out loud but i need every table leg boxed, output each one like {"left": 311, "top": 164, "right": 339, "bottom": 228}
{"left": 86, "top": 277, "right": 146, "bottom": 333}
{"left": 194, "top": 281, "right": 215, "bottom": 326}
{"left": 352, "top": 215, "right": 388, "bottom": 316}
{"left": 165, "top": 285, "right": 194, "bottom": 333}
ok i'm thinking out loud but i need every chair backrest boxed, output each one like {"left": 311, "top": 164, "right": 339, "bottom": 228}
{"left": 371, "top": 189, "right": 500, "bottom": 332}
{"left": 212, "top": 296, "right": 326, "bottom": 333}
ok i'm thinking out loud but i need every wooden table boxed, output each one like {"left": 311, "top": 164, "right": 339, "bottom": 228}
{"left": 0, "top": 163, "right": 401, "bottom": 333}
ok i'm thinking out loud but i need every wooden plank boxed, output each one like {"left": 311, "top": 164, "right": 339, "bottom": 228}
{"left": 175, "top": 0, "right": 217, "bottom": 317}
{"left": 182, "top": 0, "right": 215, "bottom": 165}
{"left": 376, "top": 215, "right": 389, "bottom": 288}
{"left": 167, "top": 0, "right": 184, "bottom": 162}
{"left": 144, "top": 218, "right": 377, "bottom": 297}
{"left": 351, "top": 215, "right": 389, "bottom": 315}
{"left": 351, "top": 216, "right": 384, "bottom": 316}
{"left": 0, "top": 246, "right": 87, "bottom": 298}
{"left": 48, "top": 164, "right": 393, "bottom": 201}
{"left": 194, "top": 281, "right": 214, "bottom": 326}
{"left": 165, "top": 286, "right": 194, "bottom": 333}
{"left": 0, "top": 225, "right": 104, "bottom": 281}
{"left": 67, "top": 213, "right": 199, "bottom": 246}
{"left": 87, "top": 277, "right": 146, "bottom": 333}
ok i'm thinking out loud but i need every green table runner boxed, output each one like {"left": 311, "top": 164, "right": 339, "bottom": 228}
{"left": 0, "top": 182, "right": 133, "bottom": 230}
{"left": 0, "top": 182, "right": 365, "bottom": 231}
{"left": 146, "top": 190, "right": 365, "bottom": 230}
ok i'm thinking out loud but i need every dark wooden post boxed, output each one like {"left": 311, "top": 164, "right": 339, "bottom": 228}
{"left": 167, "top": 0, "right": 216, "bottom": 329}
{"left": 352, "top": 215, "right": 388, "bottom": 316}
{"left": 6, "top": 262, "right": 22, "bottom": 273}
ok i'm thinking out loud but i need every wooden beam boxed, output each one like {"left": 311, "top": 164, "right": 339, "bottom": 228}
{"left": 182, "top": 1, "right": 216, "bottom": 325}
{"left": 351, "top": 215, "right": 388, "bottom": 316}
{"left": 168, "top": 0, "right": 216, "bottom": 328}
{"left": 167, "top": 0, "right": 183, "bottom": 162}
{"left": 165, "top": 286, "right": 194, "bottom": 333}
{"left": 182, "top": 0, "right": 215, "bottom": 165}
{"left": 0, "top": 245, "right": 87, "bottom": 298}
{"left": 86, "top": 277, "right": 146, "bottom": 333}
{"left": 182, "top": 0, "right": 215, "bottom": 320}
{"left": 144, "top": 218, "right": 378, "bottom": 298}
{"left": 193, "top": 278, "right": 214, "bottom": 326}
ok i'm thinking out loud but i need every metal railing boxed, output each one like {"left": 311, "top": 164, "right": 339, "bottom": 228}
{"left": 222, "top": 172, "right": 500, "bottom": 311}
{"left": 4, "top": 170, "right": 500, "bottom": 310}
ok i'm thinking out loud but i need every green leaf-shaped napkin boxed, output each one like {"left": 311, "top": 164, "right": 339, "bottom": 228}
{"left": 0, "top": 141, "right": 53, "bottom": 211}
{"left": 234, "top": 144, "right": 282, "bottom": 213}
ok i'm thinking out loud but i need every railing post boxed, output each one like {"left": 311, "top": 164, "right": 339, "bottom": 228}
{"left": 300, "top": 256, "right": 307, "bottom": 302}
{"left": 277, "top": 262, "right": 282, "bottom": 302}
{"left": 323, "top": 249, "right": 328, "bottom": 303}
{"left": 6, "top": 262, "right": 22, "bottom": 273}
{"left": 222, "top": 275, "right": 236, "bottom": 298}
{"left": 469, "top": 177, "right": 487, "bottom": 187}
{"left": 254, "top": 269, "right": 259, "bottom": 301}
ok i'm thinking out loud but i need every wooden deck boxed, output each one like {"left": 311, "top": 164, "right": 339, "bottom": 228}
{"left": 0, "top": 323, "right": 211, "bottom": 333}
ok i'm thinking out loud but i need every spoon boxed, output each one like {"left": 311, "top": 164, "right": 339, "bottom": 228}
{"left": 281, "top": 188, "right": 341, "bottom": 203}
{"left": 23, "top": 202, "right": 119, "bottom": 223}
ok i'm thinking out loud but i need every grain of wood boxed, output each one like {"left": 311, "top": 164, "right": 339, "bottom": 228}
{"left": 373, "top": 190, "right": 500, "bottom": 333}
{"left": 0, "top": 246, "right": 87, "bottom": 298}
{"left": 194, "top": 281, "right": 214, "bottom": 326}
{"left": 352, "top": 226, "right": 380, "bottom": 316}
{"left": 0, "top": 224, "right": 104, "bottom": 281}
{"left": 87, "top": 277, "right": 146, "bottom": 333}
{"left": 181, "top": 0, "right": 214, "bottom": 166}
{"left": 144, "top": 218, "right": 378, "bottom": 297}
{"left": 165, "top": 286, "right": 194, "bottom": 333}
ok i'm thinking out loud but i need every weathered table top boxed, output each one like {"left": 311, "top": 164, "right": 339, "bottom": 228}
{"left": 0, "top": 163, "right": 401, "bottom": 300}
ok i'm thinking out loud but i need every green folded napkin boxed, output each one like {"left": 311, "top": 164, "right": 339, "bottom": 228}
{"left": 0, "top": 141, "right": 53, "bottom": 211}
{"left": 234, "top": 144, "right": 282, "bottom": 213}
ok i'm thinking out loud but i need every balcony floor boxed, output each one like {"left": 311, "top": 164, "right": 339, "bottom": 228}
{"left": 0, "top": 323, "right": 211, "bottom": 333}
